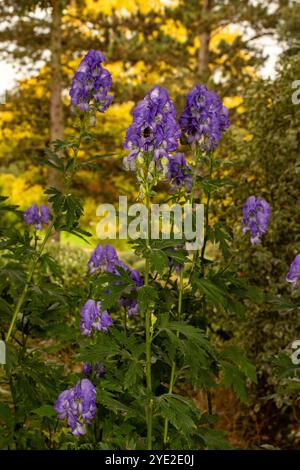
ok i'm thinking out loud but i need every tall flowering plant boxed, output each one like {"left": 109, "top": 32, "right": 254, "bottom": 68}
{"left": 1, "top": 51, "right": 265, "bottom": 450}
{"left": 0, "top": 51, "right": 114, "bottom": 449}
{"left": 58, "top": 78, "right": 260, "bottom": 450}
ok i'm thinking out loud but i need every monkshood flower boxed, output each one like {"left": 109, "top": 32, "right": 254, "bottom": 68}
{"left": 88, "top": 244, "right": 144, "bottom": 317}
{"left": 54, "top": 379, "right": 96, "bottom": 437}
{"left": 82, "top": 363, "right": 93, "bottom": 375}
{"left": 80, "top": 299, "right": 113, "bottom": 336}
{"left": 118, "top": 268, "right": 144, "bottom": 316}
{"left": 24, "top": 204, "right": 49, "bottom": 230}
{"left": 70, "top": 50, "right": 112, "bottom": 114}
{"left": 123, "top": 85, "right": 180, "bottom": 174}
{"left": 88, "top": 244, "right": 143, "bottom": 283}
{"left": 167, "top": 152, "right": 193, "bottom": 192}
{"left": 127, "top": 299, "right": 140, "bottom": 317}
{"left": 179, "top": 84, "right": 229, "bottom": 151}
{"left": 241, "top": 196, "right": 270, "bottom": 244}
{"left": 286, "top": 254, "right": 300, "bottom": 289}
{"left": 82, "top": 362, "right": 105, "bottom": 379}
{"left": 119, "top": 297, "right": 140, "bottom": 317}
{"left": 130, "top": 269, "right": 144, "bottom": 288}
{"left": 88, "top": 243, "right": 125, "bottom": 274}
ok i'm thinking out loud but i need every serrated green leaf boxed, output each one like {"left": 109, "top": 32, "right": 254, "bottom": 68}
{"left": 31, "top": 405, "right": 57, "bottom": 418}
{"left": 222, "top": 346, "right": 257, "bottom": 382}
{"left": 149, "top": 250, "right": 168, "bottom": 274}
{"left": 137, "top": 286, "right": 158, "bottom": 313}
{"left": 96, "top": 389, "right": 129, "bottom": 414}
{"left": 196, "top": 278, "right": 227, "bottom": 306}
{"left": 78, "top": 334, "right": 120, "bottom": 362}
{"left": 199, "top": 427, "right": 231, "bottom": 450}
{"left": 221, "top": 362, "right": 249, "bottom": 402}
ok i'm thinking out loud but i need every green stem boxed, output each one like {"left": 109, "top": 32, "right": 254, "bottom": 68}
{"left": 189, "top": 153, "right": 213, "bottom": 281}
{"left": 144, "top": 191, "right": 153, "bottom": 450}
{"left": 199, "top": 154, "right": 213, "bottom": 272}
{"left": 163, "top": 267, "right": 184, "bottom": 446}
{"left": 6, "top": 220, "right": 54, "bottom": 343}
{"left": 6, "top": 119, "right": 85, "bottom": 344}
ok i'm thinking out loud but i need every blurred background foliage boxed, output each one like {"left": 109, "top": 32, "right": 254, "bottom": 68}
{"left": 0, "top": 0, "right": 300, "bottom": 448}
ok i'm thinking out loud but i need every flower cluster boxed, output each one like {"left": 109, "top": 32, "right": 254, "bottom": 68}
{"left": 24, "top": 204, "right": 49, "bottom": 230}
{"left": 88, "top": 243, "right": 126, "bottom": 274}
{"left": 82, "top": 362, "right": 105, "bottom": 379}
{"left": 123, "top": 85, "right": 180, "bottom": 175}
{"left": 70, "top": 50, "right": 112, "bottom": 114}
{"left": 241, "top": 196, "right": 270, "bottom": 244}
{"left": 286, "top": 254, "right": 300, "bottom": 289}
{"left": 88, "top": 243, "right": 143, "bottom": 317}
{"left": 80, "top": 299, "right": 113, "bottom": 336}
{"left": 167, "top": 153, "right": 193, "bottom": 193}
{"left": 54, "top": 379, "right": 96, "bottom": 437}
{"left": 179, "top": 84, "right": 229, "bottom": 151}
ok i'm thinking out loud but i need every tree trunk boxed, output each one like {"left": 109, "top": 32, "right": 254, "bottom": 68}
{"left": 49, "top": 0, "right": 63, "bottom": 241}
{"left": 198, "top": 0, "right": 212, "bottom": 77}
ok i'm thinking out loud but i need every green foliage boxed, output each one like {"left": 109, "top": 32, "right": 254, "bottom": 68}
{"left": 1, "top": 2, "right": 282, "bottom": 445}
{"left": 216, "top": 50, "right": 300, "bottom": 447}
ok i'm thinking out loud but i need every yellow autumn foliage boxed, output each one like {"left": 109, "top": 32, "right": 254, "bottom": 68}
{"left": 82, "top": 0, "right": 178, "bottom": 16}
{"left": 210, "top": 26, "right": 241, "bottom": 52}
{"left": 161, "top": 19, "right": 187, "bottom": 44}
{"left": 0, "top": 173, "right": 44, "bottom": 208}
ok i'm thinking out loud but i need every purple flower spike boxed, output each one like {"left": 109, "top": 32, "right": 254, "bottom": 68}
{"left": 123, "top": 85, "right": 180, "bottom": 172}
{"left": 54, "top": 379, "right": 96, "bottom": 437}
{"left": 24, "top": 204, "right": 50, "bottom": 230}
{"left": 70, "top": 50, "right": 112, "bottom": 114}
{"left": 179, "top": 84, "right": 229, "bottom": 151}
{"left": 80, "top": 299, "right": 113, "bottom": 336}
{"left": 241, "top": 196, "right": 270, "bottom": 245}
{"left": 167, "top": 152, "right": 193, "bottom": 192}
{"left": 286, "top": 254, "right": 300, "bottom": 289}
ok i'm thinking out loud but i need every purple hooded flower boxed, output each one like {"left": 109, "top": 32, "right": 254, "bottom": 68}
{"left": 179, "top": 84, "right": 229, "bottom": 151}
{"left": 167, "top": 152, "right": 193, "bottom": 192}
{"left": 82, "top": 363, "right": 93, "bottom": 375}
{"left": 123, "top": 85, "right": 180, "bottom": 172}
{"left": 88, "top": 244, "right": 121, "bottom": 274}
{"left": 24, "top": 204, "right": 50, "bottom": 230}
{"left": 54, "top": 379, "right": 96, "bottom": 437}
{"left": 241, "top": 196, "right": 270, "bottom": 244}
{"left": 119, "top": 297, "right": 140, "bottom": 317}
{"left": 126, "top": 299, "right": 140, "bottom": 317}
{"left": 88, "top": 244, "right": 144, "bottom": 318}
{"left": 130, "top": 269, "right": 144, "bottom": 288}
{"left": 74, "top": 379, "right": 97, "bottom": 423}
{"left": 70, "top": 50, "right": 112, "bottom": 114}
{"left": 80, "top": 299, "right": 113, "bottom": 336}
{"left": 286, "top": 254, "right": 300, "bottom": 289}
{"left": 83, "top": 362, "right": 105, "bottom": 379}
